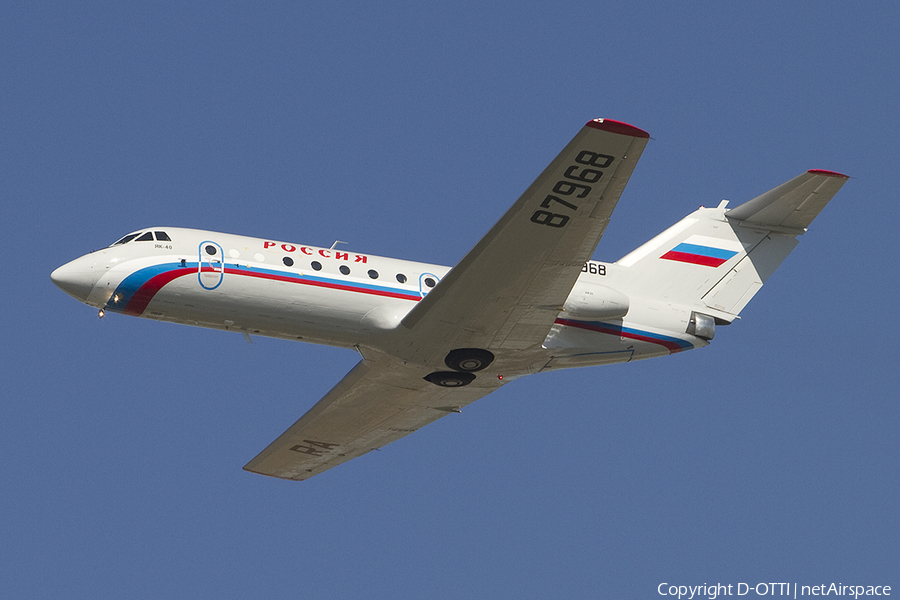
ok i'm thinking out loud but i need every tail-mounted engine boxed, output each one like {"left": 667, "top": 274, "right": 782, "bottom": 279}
{"left": 687, "top": 312, "right": 716, "bottom": 341}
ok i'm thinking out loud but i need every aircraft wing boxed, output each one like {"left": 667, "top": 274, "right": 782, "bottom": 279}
{"left": 395, "top": 119, "right": 650, "bottom": 362}
{"left": 244, "top": 352, "right": 506, "bottom": 480}
{"left": 246, "top": 119, "right": 649, "bottom": 480}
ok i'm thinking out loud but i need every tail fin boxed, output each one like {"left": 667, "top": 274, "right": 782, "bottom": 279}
{"left": 615, "top": 170, "right": 848, "bottom": 323}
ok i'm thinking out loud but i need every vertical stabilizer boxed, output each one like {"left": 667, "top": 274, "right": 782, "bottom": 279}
{"left": 615, "top": 170, "right": 849, "bottom": 322}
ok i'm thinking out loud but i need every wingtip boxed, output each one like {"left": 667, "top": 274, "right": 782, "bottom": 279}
{"left": 586, "top": 118, "right": 650, "bottom": 139}
{"left": 807, "top": 169, "right": 849, "bottom": 178}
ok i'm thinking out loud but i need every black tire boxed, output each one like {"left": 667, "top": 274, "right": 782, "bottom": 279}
{"left": 444, "top": 348, "right": 495, "bottom": 372}
{"left": 424, "top": 371, "right": 476, "bottom": 387}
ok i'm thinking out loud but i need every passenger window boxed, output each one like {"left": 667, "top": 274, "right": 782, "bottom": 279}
{"left": 367, "top": 270, "right": 379, "bottom": 279}
{"left": 136, "top": 232, "right": 154, "bottom": 242}
{"left": 154, "top": 231, "right": 171, "bottom": 241}
{"left": 283, "top": 257, "right": 294, "bottom": 267}
{"left": 396, "top": 274, "right": 407, "bottom": 284}
{"left": 339, "top": 266, "right": 350, "bottom": 275}
{"left": 311, "top": 261, "right": 322, "bottom": 271}
{"left": 424, "top": 277, "right": 436, "bottom": 288}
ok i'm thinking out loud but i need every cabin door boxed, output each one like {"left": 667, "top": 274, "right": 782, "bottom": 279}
{"left": 198, "top": 241, "right": 225, "bottom": 290}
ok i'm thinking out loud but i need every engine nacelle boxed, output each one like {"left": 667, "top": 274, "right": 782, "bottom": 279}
{"left": 561, "top": 280, "right": 630, "bottom": 320}
{"left": 686, "top": 311, "right": 716, "bottom": 341}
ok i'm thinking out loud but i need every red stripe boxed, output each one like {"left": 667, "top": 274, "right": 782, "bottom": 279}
{"left": 660, "top": 251, "right": 728, "bottom": 267}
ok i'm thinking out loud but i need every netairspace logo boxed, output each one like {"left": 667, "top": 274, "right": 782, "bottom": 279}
{"left": 657, "top": 582, "right": 892, "bottom": 599}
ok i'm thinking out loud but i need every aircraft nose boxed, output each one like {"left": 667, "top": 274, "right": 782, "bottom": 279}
{"left": 51, "top": 256, "right": 98, "bottom": 303}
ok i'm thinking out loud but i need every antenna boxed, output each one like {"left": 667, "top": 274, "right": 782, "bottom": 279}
{"left": 330, "top": 240, "right": 347, "bottom": 250}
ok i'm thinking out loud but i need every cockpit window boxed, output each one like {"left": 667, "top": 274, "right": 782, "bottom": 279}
{"left": 154, "top": 231, "right": 171, "bottom": 241}
{"left": 111, "top": 233, "right": 140, "bottom": 246}
{"left": 136, "top": 232, "right": 154, "bottom": 242}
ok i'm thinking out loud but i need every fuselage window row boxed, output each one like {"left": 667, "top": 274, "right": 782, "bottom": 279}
{"left": 291, "top": 258, "right": 409, "bottom": 286}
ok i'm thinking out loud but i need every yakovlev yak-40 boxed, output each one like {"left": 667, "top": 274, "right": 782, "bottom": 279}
{"left": 51, "top": 119, "right": 849, "bottom": 480}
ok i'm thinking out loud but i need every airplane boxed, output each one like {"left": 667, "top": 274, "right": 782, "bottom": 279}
{"left": 50, "top": 118, "right": 849, "bottom": 481}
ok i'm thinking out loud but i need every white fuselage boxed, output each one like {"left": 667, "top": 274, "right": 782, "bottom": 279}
{"left": 52, "top": 227, "right": 706, "bottom": 377}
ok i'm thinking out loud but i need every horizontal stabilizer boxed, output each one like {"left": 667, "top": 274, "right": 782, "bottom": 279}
{"left": 725, "top": 170, "right": 849, "bottom": 232}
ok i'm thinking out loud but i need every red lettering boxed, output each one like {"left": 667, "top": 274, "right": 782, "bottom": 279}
{"left": 354, "top": 255, "right": 368, "bottom": 263}
{"left": 281, "top": 244, "right": 296, "bottom": 252}
{"left": 300, "top": 247, "right": 313, "bottom": 255}
{"left": 263, "top": 241, "right": 276, "bottom": 249}
{"left": 318, "top": 249, "right": 331, "bottom": 258}
{"left": 335, "top": 252, "right": 349, "bottom": 261}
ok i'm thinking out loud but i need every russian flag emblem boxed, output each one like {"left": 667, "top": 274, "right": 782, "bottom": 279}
{"left": 661, "top": 242, "right": 738, "bottom": 267}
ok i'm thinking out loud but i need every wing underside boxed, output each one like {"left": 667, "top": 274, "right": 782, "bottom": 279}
{"left": 244, "top": 353, "right": 505, "bottom": 480}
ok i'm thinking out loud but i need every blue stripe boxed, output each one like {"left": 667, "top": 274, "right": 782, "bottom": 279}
{"left": 671, "top": 243, "right": 737, "bottom": 260}
{"left": 109, "top": 262, "right": 182, "bottom": 308}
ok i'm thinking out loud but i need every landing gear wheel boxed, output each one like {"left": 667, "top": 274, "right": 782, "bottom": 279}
{"left": 444, "top": 348, "right": 495, "bottom": 372}
{"left": 424, "top": 371, "right": 476, "bottom": 387}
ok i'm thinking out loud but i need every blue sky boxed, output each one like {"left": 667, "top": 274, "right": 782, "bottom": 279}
{"left": 3, "top": 2, "right": 897, "bottom": 598}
